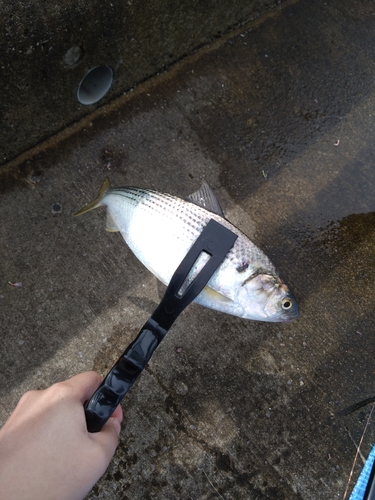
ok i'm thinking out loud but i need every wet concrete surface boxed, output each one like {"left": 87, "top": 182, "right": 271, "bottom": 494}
{"left": 1, "top": 0, "right": 375, "bottom": 498}
{"left": 0, "top": 0, "right": 281, "bottom": 165}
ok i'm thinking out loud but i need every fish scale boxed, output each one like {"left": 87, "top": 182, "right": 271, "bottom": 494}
{"left": 75, "top": 179, "right": 299, "bottom": 322}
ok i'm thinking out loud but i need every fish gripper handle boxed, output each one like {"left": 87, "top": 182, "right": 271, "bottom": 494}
{"left": 84, "top": 219, "right": 238, "bottom": 433}
{"left": 84, "top": 319, "right": 166, "bottom": 433}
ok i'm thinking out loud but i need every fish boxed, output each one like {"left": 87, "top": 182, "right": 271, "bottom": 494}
{"left": 75, "top": 178, "right": 299, "bottom": 322}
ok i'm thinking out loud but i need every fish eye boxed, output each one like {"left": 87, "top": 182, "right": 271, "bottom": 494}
{"left": 282, "top": 298, "right": 293, "bottom": 310}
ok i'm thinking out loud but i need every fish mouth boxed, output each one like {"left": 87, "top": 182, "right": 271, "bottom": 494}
{"left": 267, "top": 307, "right": 299, "bottom": 322}
{"left": 282, "top": 313, "right": 299, "bottom": 322}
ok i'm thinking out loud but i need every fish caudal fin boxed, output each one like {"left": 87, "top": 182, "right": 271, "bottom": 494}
{"left": 74, "top": 178, "right": 111, "bottom": 216}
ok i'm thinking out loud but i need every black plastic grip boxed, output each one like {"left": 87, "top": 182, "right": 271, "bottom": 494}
{"left": 84, "top": 219, "right": 238, "bottom": 432}
{"left": 85, "top": 320, "right": 166, "bottom": 432}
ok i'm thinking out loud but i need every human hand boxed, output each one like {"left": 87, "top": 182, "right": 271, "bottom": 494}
{"left": 0, "top": 371, "right": 123, "bottom": 500}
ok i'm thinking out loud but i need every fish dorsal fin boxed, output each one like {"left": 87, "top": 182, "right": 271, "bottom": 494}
{"left": 105, "top": 212, "right": 119, "bottom": 232}
{"left": 187, "top": 180, "right": 224, "bottom": 217}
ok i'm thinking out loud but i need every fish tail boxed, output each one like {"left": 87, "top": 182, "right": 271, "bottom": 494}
{"left": 74, "top": 177, "right": 111, "bottom": 216}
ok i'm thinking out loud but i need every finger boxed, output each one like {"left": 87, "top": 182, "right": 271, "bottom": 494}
{"left": 107, "top": 416, "right": 122, "bottom": 437}
{"left": 64, "top": 371, "right": 103, "bottom": 404}
{"left": 111, "top": 404, "right": 123, "bottom": 423}
{"left": 92, "top": 417, "right": 121, "bottom": 459}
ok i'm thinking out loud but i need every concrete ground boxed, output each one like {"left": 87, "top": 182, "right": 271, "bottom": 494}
{"left": 1, "top": 0, "right": 375, "bottom": 498}
{"left": 1, "top": 0, "right": 277, "bottom": 165}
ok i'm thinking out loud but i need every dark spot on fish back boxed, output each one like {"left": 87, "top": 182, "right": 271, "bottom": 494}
{"left": 236, "top": 262, "right": 249, "bottom": 273}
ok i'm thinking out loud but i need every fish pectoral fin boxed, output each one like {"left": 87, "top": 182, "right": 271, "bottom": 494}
{"left": 201, "top": 286, "right": 234, "bottom": 303}
{"left": 187, "top": 180, "right": 224, "bottom": 217}
{"left": 74, "top": 177, "right": 111, "bottom": 216}
{"left": 105, "top": 212, "right": 119, "bottom": 232}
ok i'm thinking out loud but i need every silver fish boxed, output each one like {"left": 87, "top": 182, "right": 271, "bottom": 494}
{"left": 75, "top": 178, "right": 299, "bottom": 322}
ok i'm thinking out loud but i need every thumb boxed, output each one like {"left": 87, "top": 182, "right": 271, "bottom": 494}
{"left": 105, "top": 404, "right": 123, "bottom": 437}
{"left": 105, "top": 416, "right": 122, "bottom": 438}
{"left": 92, "top": 416, "right": 122, "bottom": 460}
